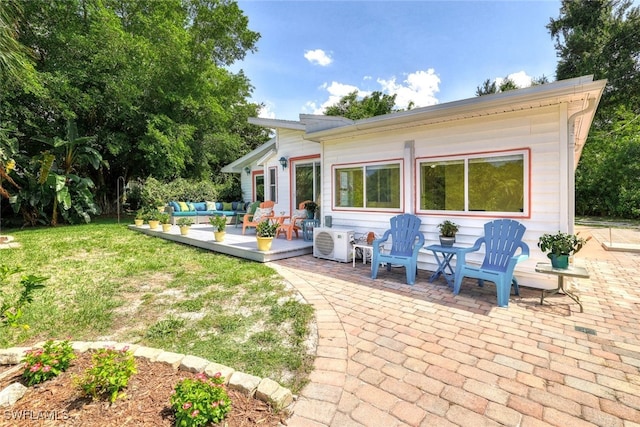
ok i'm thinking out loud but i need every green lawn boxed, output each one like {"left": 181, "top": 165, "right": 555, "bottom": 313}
{"left": 0, "top": 217, "right": 314, "bottom": 393}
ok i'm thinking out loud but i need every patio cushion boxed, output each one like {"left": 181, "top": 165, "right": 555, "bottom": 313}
{"left": 216, "top": 202, "right": 224, "bottom": 211}
{"left": 223, "top": 202, "right": 233, "bottom": 211}
{"left": 206, "top": 201, "right": 217, "bottom": 211}
{"left": 293, "top": 209, "right": 307, "bottom": 219}
{"left": 194, "top": 202, "right": 207, "bottom": 211}
{"left": 178, "top": 202, "right": 190, "bottom": 212}
{"left": 252, "top": 207, "right": 272, "bottom": 222}
{"left": 170, "top": 201, "right": 180, "bottom": 212}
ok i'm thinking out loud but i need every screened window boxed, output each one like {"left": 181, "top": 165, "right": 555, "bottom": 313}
{"left": 335, "top": 162, "right": 401, "bottom": 209}
{"left": 419, "top": 151, "right": 526, "bottom": 215}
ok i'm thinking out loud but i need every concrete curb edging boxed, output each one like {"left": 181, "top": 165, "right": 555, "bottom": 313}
{"left": 0, "top": 340, "right": 294, "bottom": 412}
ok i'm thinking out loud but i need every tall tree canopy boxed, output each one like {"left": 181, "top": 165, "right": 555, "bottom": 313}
{"left": 548, "top": 0, "right": 640, "bottom": 117}
{"left": 548, "top": 0, "right": 640, "bottom": 217}
{"left": 0, "top": 0, "right": 270, "bottom": 221}
{"left": 324, "top": 91, "right": 401, "bottom": 120}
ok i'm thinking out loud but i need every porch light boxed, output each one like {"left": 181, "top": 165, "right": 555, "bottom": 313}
{"left": 279, "top": 156, "right": 288, "bottom": 170}
{"left": 244, "top": 166, "right": 251, "bottom": 175}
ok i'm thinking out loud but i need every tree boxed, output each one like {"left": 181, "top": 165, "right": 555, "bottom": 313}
{"left": 0, "top": 0, "right": 37, "bottom": 85}
{"left": 0, "top": 0, "right": 269, "bottom": 220}
{"left": 324, "top": 91, "right": 399, "bottom": 119}
{"left": 548, "top": 0, "right": 640, "bottom": 117}
{"left": 549, "top": 0, "right": 640, "bottom": 218}
{"left": 476, "top": 76, "right": 549, "bottom": 96}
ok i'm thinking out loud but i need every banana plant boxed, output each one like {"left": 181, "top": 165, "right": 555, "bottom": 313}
{"left": 30, "top": 119, "right": 104, "bottom": 225}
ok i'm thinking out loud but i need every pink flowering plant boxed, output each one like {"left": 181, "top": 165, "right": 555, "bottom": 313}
{"left": 77, "top": 346, "right": 137, "bottom": 402}
{"left": 170, "top": 372, "right": 231, "bottom": 426}
{"left": 21, "top": 339, "right": 75, "bottom": 386}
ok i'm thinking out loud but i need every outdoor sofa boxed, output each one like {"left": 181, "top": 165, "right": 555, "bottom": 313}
{"left": 165, "top": 201, "right": 248, "bottom": 225}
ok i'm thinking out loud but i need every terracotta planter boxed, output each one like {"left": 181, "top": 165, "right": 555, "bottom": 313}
{"left": 179, "top": 225, "right": 190, "bottom": 236}
{"left": 134, "top": 219, "right": 144, "bottom": 227}
{"left": 148, "top": 220, "right": 160, "bottom": 230}
{"left": 161, "top": 223, "right": 172, "bottom": 232}
{"left": 214, "top": 231, "right": 226, "bottom": 242}
{"left": 256, "top": 236, "right": 273, "bottom": 251}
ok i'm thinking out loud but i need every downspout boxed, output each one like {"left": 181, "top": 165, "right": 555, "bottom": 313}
{"left": 404, "top": 140, "right": 415, "bottom": 213}
{"left": 566, "top": 98, "right": 597, "bottom": 234}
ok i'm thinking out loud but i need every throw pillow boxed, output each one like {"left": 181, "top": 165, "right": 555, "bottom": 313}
{"left": 206, "top": 201, "right": 217, "bottom": 211}
{"left": 252, "top": 207, "right": 273, "bottom": 223}
{"left": 188, "top": 202, "right": 196, "bottom": 211}
{"left": 178, "top": 202, "right": 189, "bottom": 212}
{"left": 293, "top": 209, "right": 307, "bottom": 219}
{"left": 170, "top": 201, "right": 180, "bottom": 212}
{"left": 222, "top": 202, "right": 233, "bottom": 211}
{"left": 252, "top": 208, "right": 264, "bottom": 222}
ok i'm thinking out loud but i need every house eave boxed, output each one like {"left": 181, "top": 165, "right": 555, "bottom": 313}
{"left": 248, "top": 117, "right": 306, "bottom": 131}
{"left": 220, "top": 139, "right": 276, "bottom": 173}
{"left": 304, "top": 76, "right": 607, "bottom": 142}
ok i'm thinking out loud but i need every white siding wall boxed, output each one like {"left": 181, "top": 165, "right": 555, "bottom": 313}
{"left": 321, "top": 105, "right": 568, "bottom": 289}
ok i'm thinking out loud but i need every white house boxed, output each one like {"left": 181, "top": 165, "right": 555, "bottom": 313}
{"left": 222, "top": 75, "right": 606, "bottom": 289}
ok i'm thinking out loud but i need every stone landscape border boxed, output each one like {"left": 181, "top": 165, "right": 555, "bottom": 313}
{"left": 0, "top": 341, "right": 294, "bottom": 411}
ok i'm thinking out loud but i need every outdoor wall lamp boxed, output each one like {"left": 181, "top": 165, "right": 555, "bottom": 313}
{"left": 244, "top": 166, "right": 251, "bottom": 175}
{"left": 279, "top": 156, "right": 288, "bottom": 170}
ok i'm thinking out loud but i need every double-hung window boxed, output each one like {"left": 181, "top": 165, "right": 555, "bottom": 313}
{"left": 334, "top": 161, "right": 402, "bottom": 210}
{"left": 418, "top": 150, "right": 528, "bottom": 216}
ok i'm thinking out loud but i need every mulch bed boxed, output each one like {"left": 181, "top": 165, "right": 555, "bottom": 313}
{"left": 0, "top": 351, "right": 288, "bottom": 426}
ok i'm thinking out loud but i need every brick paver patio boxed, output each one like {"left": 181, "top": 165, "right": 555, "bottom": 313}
{"left": 272, "top": 227, "right": 640, "bottom": 426}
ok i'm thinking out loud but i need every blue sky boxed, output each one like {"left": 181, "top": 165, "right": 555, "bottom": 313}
{"left": 233, "top": 1, "right": 562, "bottom": 120}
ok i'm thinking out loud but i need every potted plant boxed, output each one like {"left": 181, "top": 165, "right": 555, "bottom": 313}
{"left": 134, "top": 209, "right": 145, "bottom": 227}
{"left": 437, "top": 220, "right": 459, "bottom": 247}
{"left": 176, "top": 217, "right": 193, "bottom": 236}
{"left": 304, "top": 201, "right": 318, "bottom": 219}
{"left": 159, "top": 213, "right": 172, "bottom": 232}
{"left": 209, "top": 215, "right": 227, "bottom": 242}
{"left": 255, "top": 219, "right": 280, "bottom": 251}
{"left": 146, "top": 209, "right": 161, "bottom": 230}
{"left": 538, "top": 231, "right": 589, "bottom": 269}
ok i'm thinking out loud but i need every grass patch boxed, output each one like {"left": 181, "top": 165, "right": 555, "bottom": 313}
{"left": 0, "top": 218, "right": 315, "bottom": 392}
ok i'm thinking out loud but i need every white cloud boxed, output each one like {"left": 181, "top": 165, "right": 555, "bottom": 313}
{"left": 377, "top": 69, "right": 440, "bottom": 109}
{"left": 495, "top": 71, "right": 533, "bottom": 89}
{"left": 304, "top": 49, "right": 333, "bottom": 66}
{"left": 258, "top": 103, "right": 276, "bottom": 119}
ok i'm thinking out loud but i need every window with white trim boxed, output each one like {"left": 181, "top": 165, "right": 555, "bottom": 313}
{"left": 334, "top": 161, "right": 401, "bottom": 210}
{"left": 268, "top": 167, "right": 277, "bottom": 202}
{"left": 418, "top": 150, "right": 527, "bottom": 215}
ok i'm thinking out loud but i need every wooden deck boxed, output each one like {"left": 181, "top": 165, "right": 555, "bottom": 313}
{"left": 128, "top": 223, "right": 313, "bottom": 262}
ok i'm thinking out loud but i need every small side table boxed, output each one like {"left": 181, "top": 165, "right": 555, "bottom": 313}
{"left": 352, "top": 243, "right": 374, "bottom": 267}
{"left": 301, "top": 219, "right": 319, "bottom": 242}
{"left": 425, "top": 244, "right": 465, "bottom": 288}
{"left": 535, "top": 262, "right": 590, "bottom": 313}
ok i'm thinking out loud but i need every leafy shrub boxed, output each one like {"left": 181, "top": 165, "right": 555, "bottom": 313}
{"left": 77, "top": 346, "right": 137, "bottom": 402}
{"left": 0, "top": 264, "right": 47, "bottom": 329}
{"left": 171, "top": 372, "right": 231, "bottom": 426}
{"left": 21, "top": 339, "right": 75, "bottom": 386}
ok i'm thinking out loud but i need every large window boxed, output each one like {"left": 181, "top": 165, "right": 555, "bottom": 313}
{"left": 334, "top": 162, "right": 401, "bottom": 210}
{"left": 294, "top": 159, "right": 321, "bottom": 207}
{"left": 419, "top": 151, "right": 527, "bottom": 215}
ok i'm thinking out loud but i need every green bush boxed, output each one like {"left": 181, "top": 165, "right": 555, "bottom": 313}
{"left": 136, "top": 176, "right": 243, "bottom": 205}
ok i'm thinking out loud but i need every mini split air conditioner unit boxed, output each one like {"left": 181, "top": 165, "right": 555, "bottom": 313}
{"left": 313, "top": 228, "right": 354, "bottom": 263}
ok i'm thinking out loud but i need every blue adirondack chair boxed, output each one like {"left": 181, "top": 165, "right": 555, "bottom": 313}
{"left": 453, "top": 219, "right": 529, "bottom": 307}
{"left": 371, "top": 214, "right": 425, "bottom": 285}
